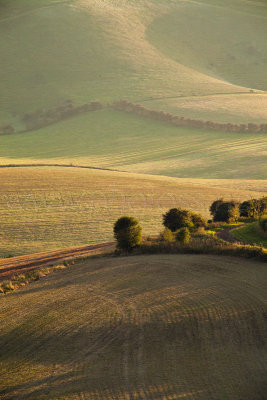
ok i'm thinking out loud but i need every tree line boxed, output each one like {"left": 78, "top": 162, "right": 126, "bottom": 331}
{"left": 114, "top": 196, "right": 267, "bottom": 251}
{"left": 0, "top": 100, "right": 103, "bottom": 135}
{"left": 111, "top": 100, "right": 267, "bottom": 133}
{"left": 21, "top": 100, "right": 103, "bottom": 132}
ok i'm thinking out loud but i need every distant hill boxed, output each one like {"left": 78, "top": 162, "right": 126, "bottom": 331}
{"left": 0, "top": 0, "right": 267, "bottom": 126}
{"left": 0, "top": 0, "right": 266, "bottom": 178}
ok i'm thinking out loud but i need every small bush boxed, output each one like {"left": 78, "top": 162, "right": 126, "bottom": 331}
{"left": 160, "top": 228, "right": 174, "bottom": 242}
{"left": 175, "top": 227, "right": 191, "bottom": 244}
{"left": 114, "top": 216, "right": 142, "bottom": 251}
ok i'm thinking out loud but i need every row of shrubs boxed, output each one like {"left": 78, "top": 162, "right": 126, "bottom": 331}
{"left": 111, "top": 100, "right": 267, "bottom": 133}
{"left": 0, "top": 100, "right": 104, "bottom": 135}
{"left": 209, "top": 197, "right": 267, "bottom": 226}
{"left": 0, "top": 125, "right": 15, "bottom": 135}
{"left": 21, "top": 100, "right": 104, "bottom": 131}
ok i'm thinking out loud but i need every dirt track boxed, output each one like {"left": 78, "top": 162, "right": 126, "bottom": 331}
{"left": 0, "top": 242, "right": 115, "bottom": 281}
{"left": 216, "top": 224, "right": 245, "bottom": 243}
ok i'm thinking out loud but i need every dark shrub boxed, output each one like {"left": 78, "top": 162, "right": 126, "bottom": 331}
{"left": 175, "top": 227, "right": 191, "bottom": 244}
{"left": 113, "top": 216, "right": 142, "bottom": 251}
{"left": 190, "top": 212, "right": 206, "bottom": 229}
{"left": 163, "top": 208, "right": 194, "bottom": 232}
{"left": 209, "top": 199, "right": 224, "bottom": 217}
{"left": 214, "top": 201, "right": 240, "bottom": 223}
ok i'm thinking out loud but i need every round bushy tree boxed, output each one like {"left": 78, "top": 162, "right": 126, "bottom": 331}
{"left": 239, "top": 199, "right": 259, "bottom": 218}
{"left": 190, "top": 212, "right": 206, "bottom": 229}
{"left": 113, "top": 216, "right": 142, "bottom": 251}
{"left": 209, "top": 199, "right": 224, "bottom": 217}
{"left": 214, "top": 201, "right": 240, "bottom": 223}
{"left": 175, "top": 227, "right": 191, "bottom": 244}
{"left": 163, "top": 208, "right": 194, "bottom": 232}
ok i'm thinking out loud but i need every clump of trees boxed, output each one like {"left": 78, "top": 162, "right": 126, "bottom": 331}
{"left": 113, "top": 216, "right": 142, "bottom": 251}
{"left": 210, "top": 200, "right": 240, "bottom": 223}
{"left": 239, "top": 197, "right": 267, "bottom": 218}
{"left": 209, "top": 196, "right": 267, "bottom": 223}
{"left": 21, "top": 100, "right": 103, "bottom": 132}
{"left": 163, "top": 208, "right": 206, "bottom": 232}
{"left": 0, "top": 125, "right": 15, "bottom": 135}
{"left": 112, "top": 100, "right": 267, "bottom": 133}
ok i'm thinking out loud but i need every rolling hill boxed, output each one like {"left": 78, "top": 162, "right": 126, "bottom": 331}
{"left": 1, "top": 253, "right": 266, "bottom": 399}
{"left": 0, "top": 110, "right": 266, "bottom": 179}
{"left": 0, "top": 0, "right": 266, "bottom": 181}
{"left": 1, "top": 0, "right": 267, "bottom": 126}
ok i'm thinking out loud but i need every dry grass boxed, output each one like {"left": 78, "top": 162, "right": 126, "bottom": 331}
{"left": 0, "top": 166, "right": 266, "bottom": 257}
{"left": 0, "top": 253, "right": 266, "bottom": 399}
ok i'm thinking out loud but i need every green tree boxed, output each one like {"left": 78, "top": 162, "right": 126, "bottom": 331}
{"left": 214, "top": 201, "right": 240, "bottom": 223}
{"left": 190, "top": 212, "right": 206, "bottom": 229}
{"left": 113, "top": 216, "right": 142, "bottom": 251}
{"left": 163, "top": 208, "right": 194, "bottom": 232}
{"left": 175, "top": 227, "right": 191, "bottom": 244}
{"left": 209, "top": 199, "right": 224, "bottom": 217}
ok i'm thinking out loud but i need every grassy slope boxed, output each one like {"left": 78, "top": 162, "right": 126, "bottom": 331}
{"left": 0, "top": 110, "right": 266, "bottom": 179}
{"left": 1, "top": 254, "right": 266, "bottom": 399}
{"left": 231, "top": 222, "right": 267, "bottom": 247}
{"left": 0, "top": 0, "right": 267, "bottom": 126}
{"left": 0, "top": 166, "right": 266, "bottom": 257}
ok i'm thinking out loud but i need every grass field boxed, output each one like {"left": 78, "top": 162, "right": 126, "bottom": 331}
{"left": 231, "top": 222, "right": 267, "bottom": 248}
{"left": 0, "top": 166, "right": 266, "bottom": 257}
{"left": 0, "top": 0, "right": 267, "bottom": 127}
{"left": 0, "top": 110, "right": 266, "bottom": 179}
{"left": 1, "top": 253, "right": 266, "bottom": 399}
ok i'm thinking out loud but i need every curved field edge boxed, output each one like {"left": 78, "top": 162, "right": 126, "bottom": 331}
{"left": 0, "top": 254, "right": 266, "bottom": 399}
{"left": 231, "top": 222, "right": 267, "bottom": 247}
{"left": 0, "top": 110, "right": 266, "bottom": 179}
{"left": 0, "top": 166, "right": 266, "bottom": 257}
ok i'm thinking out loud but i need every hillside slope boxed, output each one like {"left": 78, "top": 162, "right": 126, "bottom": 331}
{"left": 0, "top": 110, "right": 266, "bottom": 179}
{"left": 0, "top": 0, "right": 267, "bottom": 126}
{"left": 1, "top": 254, "right": 266, "bottom": 399}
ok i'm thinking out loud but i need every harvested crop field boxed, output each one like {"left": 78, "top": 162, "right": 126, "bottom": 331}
{"left": 0, "top": 166, "right": 266, "bottom": 257}
{"left": 0, "top": 254, "right": 266, "bottom": 399}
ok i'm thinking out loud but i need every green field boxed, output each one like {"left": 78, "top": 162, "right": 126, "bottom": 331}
{"left": 1, "top": 253, "right": 266, "bottom": 399}
{"left": 0, "top": 110, "right": 266, "bottom": 179}
{"left": 231, "top": 222, "right": 267, "bottom": 248}
{"left": 1, "top": 0, "right": 267, "bottom": 127}
{"left": 1, "top": 0, "right": 266, "bottom": 181}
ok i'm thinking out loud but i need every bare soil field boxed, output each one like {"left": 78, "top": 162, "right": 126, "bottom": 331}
{"left": 0, "top": 254, "right": 266, "bottom": 399}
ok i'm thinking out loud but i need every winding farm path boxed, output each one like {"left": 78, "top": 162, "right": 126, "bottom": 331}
{"left": 216, "top": 224, "right": 245, "bottom": 243}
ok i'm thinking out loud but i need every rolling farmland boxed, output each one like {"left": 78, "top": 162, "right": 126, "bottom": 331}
{"left": 1, "top": 254, "right": 266, "bottom": 399}
{"left": 0, "top": 110, "right": 266, "bottom": 179}
{"left": 0, "top": 166, "right": 266, "bottom": 257}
